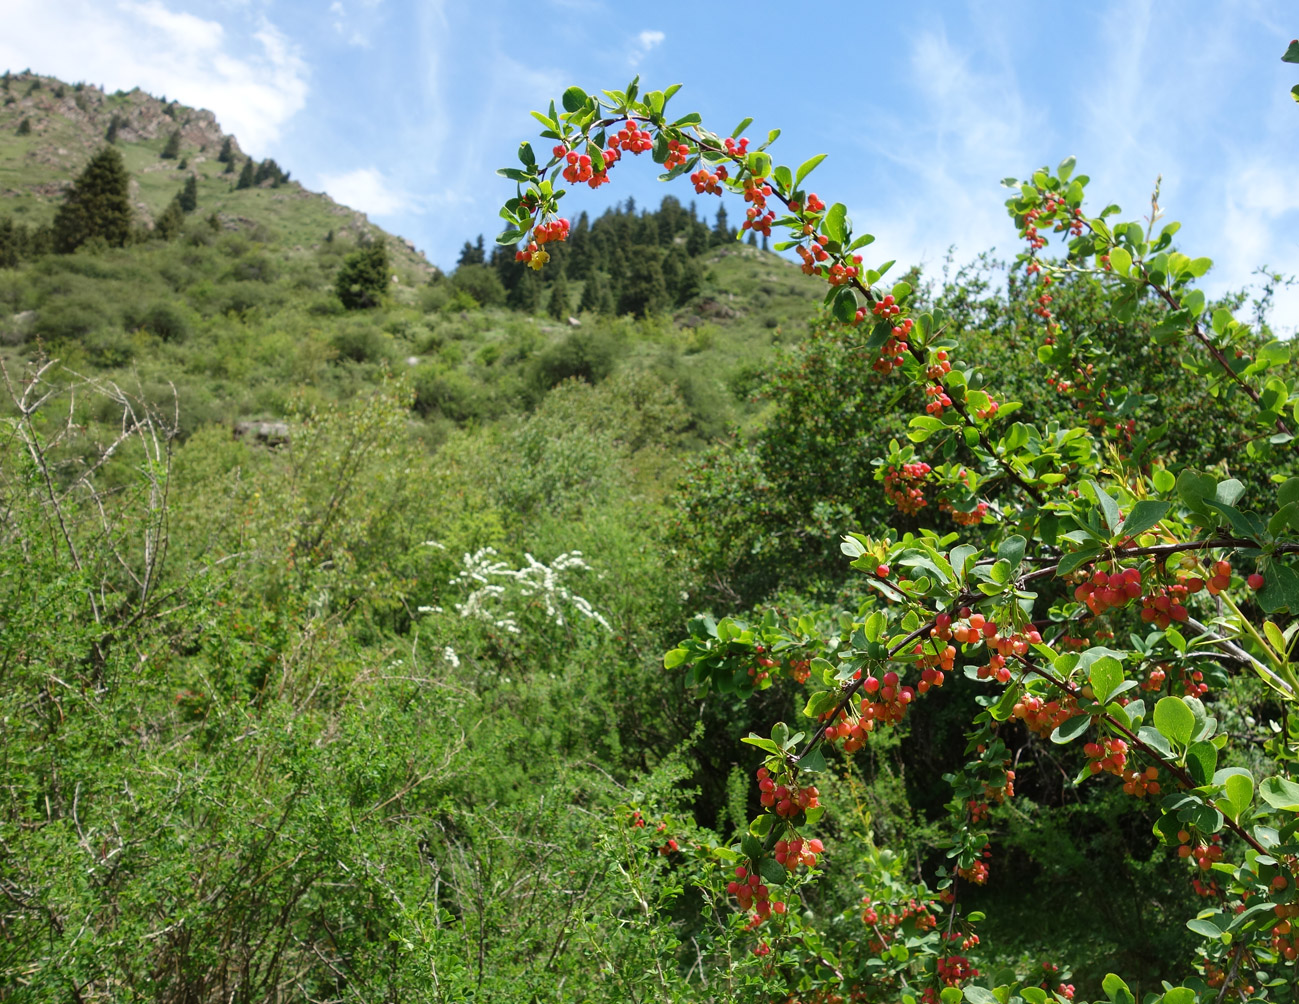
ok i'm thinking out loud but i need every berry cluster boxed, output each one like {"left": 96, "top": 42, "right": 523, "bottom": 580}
{"left": 514, "top": 241, "right": 550, "bottom": 270}
{"left": 939, "top": 498, "right": 989, "bottom": 526}
{"left": 924, "top": 383, "right": 952, "bottom": 416}
{"left": 690, "top": 163, "right": 728, "bottom": 195}
{"left": 1120, "top": 764, "right": 1161, "bottom": 797}
{"left": 871, "top": 319, "right": 911, "bottom": 372}
{"left": 725, "top": 864, "right": 786, "bottom": 925}
{"left": 560, "top": 149, "right": 597, "bottom": 184}
{"left": 882, "top": 461, "right": 931, "bottom": 514}
{"left": 723, "top": 136, "right": 749, "bottom": 156}
{"left": 1012, "top": 691, "right": 1079, "bottom": 738}
{"left": 609, "top": 120, "right": 653, "bottom": 155}
{"left": 774, "top": 835, "right": 824, "bottom": 871}
{"left": 925, "top": 350, "right": 951, "bottom": 381}
{"left": 756, "top": 765, "right": 821, "bottom": 818}
{"left": 743, "top": 176, "right": 771, "bottom": 209}
{"left": 1083, "top": 737, "right": 1129, "bottom": 776}
{"left": 957, "top": 850, "right": 990, "bottom": 885}
{"left": 664, "top": 137, "right": 691, "bottom": 169}
{"left": 743, "top": 207, "right": 776, "bottom": 237}
{"left": 1075, "top": 566, "right": 1144, "bottom": 615}
{"left": 936, "top": 955, "right": 980, "bottom": 987}
{"left": 532, "top": 217, "right": 569, "bottom": 244}
{"left": 795, "top": 234, "right": 831, "bottom": 274}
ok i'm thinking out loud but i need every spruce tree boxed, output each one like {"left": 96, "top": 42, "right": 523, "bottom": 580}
{"left": 217, "top": 137, "right": 234, "bottom": 163}
{"left": 334, "top": 240, "right": 389, "bottom": 309}
{"left": 178, "top": 175, "right": 198, "bottom": 213}
{"left": 0, "top": 217, "right": 24, "bottom": 268}
{"left": 105, "top": 114, "right": 121, "bottom": 144}
{"left": 154, "top": 196, "right": 185, "bottom": 240}
{"left": 160, "top": 129, "right": 181, "bottom": 159}
{"left": 547, "top": 269, "right": 570, "bottom": 321}
{"left": 712, "top": 206, "right": 732, "bottom": 246}
{"left": 616, "top": 246, "right": 668, "bottom": 317}
{"left": 235, "top": 158, "right": 254, "bottom": 190}
{"left": 16, "top": 117, "right": 31, "bottom": 136}
{"left": 52, "top": 146, "right": 132, "bottom": 253}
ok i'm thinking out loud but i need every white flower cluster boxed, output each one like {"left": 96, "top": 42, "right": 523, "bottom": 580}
{"left": 444, "top": 546, "right": 611, "bottom": 634}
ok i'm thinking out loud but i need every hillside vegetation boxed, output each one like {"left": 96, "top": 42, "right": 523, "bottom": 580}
{"left": 1, "top": 70, "right": 1296, "bottom": 1003}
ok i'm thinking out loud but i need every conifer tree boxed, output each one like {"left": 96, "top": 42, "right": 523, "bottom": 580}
{"left": 52, "top": 146, "right": 132, "bottom": 253}
{"left": 154, "top": 196, "right": 185, "bottom": 240}
{"left": 334, "top": 239, "right": 389, "bottom": 309}
{"left": 235, "top": 158, "right": 254, "bottom": 190}
{"left": 711, "top": 205, "right": 732, "bottom": 246}
{"left": 547, "top": 269, "right": 570, "bottom": 321}
{"left": 217, "top": 137, "right": 234, "bottom": 163}
{"left": 160, "top": 129, "right": 181, "bottom": 159}
{"left": 509, "top": 271, "right": 541, "bottom": 313}
{"left": 178, "top": 175, "right": 198, "bottom": 213}
{"left": 16, "top": 117, "right": 31, "bottom": 136}
{"left": 0, "top": 217, "right": 25, "bottom": 268}
{"left": 616, "top": 246, "right": 668, "bottom": 317}
{"left": 105, "top": 114, "right": 121, "bottom": 144}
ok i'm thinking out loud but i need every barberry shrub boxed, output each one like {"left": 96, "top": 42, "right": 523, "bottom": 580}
{"left": 501, "top": 70, "right": 1299, "bottom": 1003}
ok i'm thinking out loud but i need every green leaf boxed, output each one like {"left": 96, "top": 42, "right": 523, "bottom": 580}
{"left": 1108, "top": 246, "right": 1133, "bottom": 277}
{"left": 803, "top": 690, "right": 840, "bottom": 719}
{"left": 1223, "top": 772, "right": 1254, "bottom": 817}
{"left": 1154, "top": 696, "right": 1195, "bottom": 747}
{"left": 1087, "top": 480, "right": 1122, "bottom": 535}
{"left": 1186, "top": 916, "right": 1227, "bottom": 939}
{"left": 1119, "top": 500, "right": 1169, "bottom": 537}
{"left": 1215, "top": 478, "right": 1246, "bottom": 506}
{"left": 730, "top": 116, "right": 752, "bottom": 138}
{"left": 1021, "top": 989, "right": 1047, "bottom": 1004}
{"left": 996, "top": 534, "right": 1027, "bottom": 567}
{"left": 759, "top": 856, "right": 786, "bottom": 886}
{"left": 824, "top": 203, "right": 849, "bottom": 244}
{"left": 561, "top": 86, "right": 588, "bottom": 113}
{"left": 940, "top": 990, "right": 964, "bottom": 1004}
{"left": 495, "top": 227, "right": 527, "bottom": 245}
{"left": 1159, "top": 988, "right": 1195, "bottom": 1004}
{"left": 1057, "top": 155, "right": 1076, "bottom": 182}
{"left": 773, "top": 164, "right": 792, "bottom": 192}
{"left": 794, "top": 154, "right": 827, "bottom": 191}
{"left": 742, "top": 734, "right": 781, "bottom": 754}
{"left": 1151, "top": 467, "right": 1175, "bottom": 494}
{"left": 664, "top": 647, "right": 690, "bottom": 670}
{"left": 1284, "top": 39, "right": 1299, "bottom": 63}
{"left": 1101, "top": 973, "right": 1135, "bottom": 1004}
{"left": 1051, "top": 714, "right": 1091, "bottom": 744}
{"left": 1185, "top": 740, "right": 1217, "bottom": 786}
{"left": 1057, "top": 546, "right": 1103, "bottom": 578}
{"left": 963, "top": 989, "right": 996, "bottom": 1004}
{"left": 798, "top": 745, "right": 828, "bottom": 774}
{"left": 1088, "top": 657, "right": 1123, "bottom": 704}
{"left": 1260, "top": 775, "right": 1299, "bottom": 811}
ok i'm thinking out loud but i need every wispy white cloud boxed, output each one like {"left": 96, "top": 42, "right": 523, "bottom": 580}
{"left": 0, "top": 0, "right": 308, "bottom": 152}
{"left": 318, "top": 166, "right": 416, "bottom": 217}
{"left": 630, "top": 29, "right": 664, "bottom": 66}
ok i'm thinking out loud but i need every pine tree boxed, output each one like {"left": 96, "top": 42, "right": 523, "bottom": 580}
{"left": 509, "top": 271, "right": 541, "bottom": 313}
{"left": 178, "top": 175, "right": 198, "bottom": 213}
{"left": 712, "top": 206, "right": 732, "bottom": 246}
{"left": 217, "top": 137, "right": 234, "bottom": 163}
{"left": 160, "top": 129, "right": 181, "bottom": 159}
{"left": 456, "top": 239, "right": 484, "bottom": 267}
{"left": 547, "top": 269, "right": 570, "bottom": 321}
{"left": 154, "top": 196, "right": 185, "bottom": 240}
{"left": 616, "top": 246, "right": 668, "bottom": 317}
{"left": 235, "top": 158, "right": 254, "bottom": 190}
{"left": 762, "top": 234, "right": 769, "bottom": 252}
{"left": 334, "top": 239, "right": 389, "bottom": 309}
{"left": 16, "top": 117, "right": 30, "bottom": 136}
{"left": 105, "top": 114, "right": 121, "bottom": 144}
{"left": 0, "top": 217, "right": 25, "bottom": 268}
{"left": 52, "top": 146, "right": 132, "bottom": 253}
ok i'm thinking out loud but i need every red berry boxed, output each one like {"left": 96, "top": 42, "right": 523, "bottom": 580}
{"left": 876, "top": 564, "right": 890, "bottom": 578}
{"left": 1248, "top": 573, "right": 1265, "bottom": 590}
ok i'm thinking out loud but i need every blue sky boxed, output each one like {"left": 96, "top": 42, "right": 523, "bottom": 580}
{"left": 4, "top": 1, "right": 1297, "bottom": 330}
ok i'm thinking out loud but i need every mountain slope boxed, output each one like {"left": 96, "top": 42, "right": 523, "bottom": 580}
{"left": 0, "top": 69, "right": 433, "bottom": 277}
